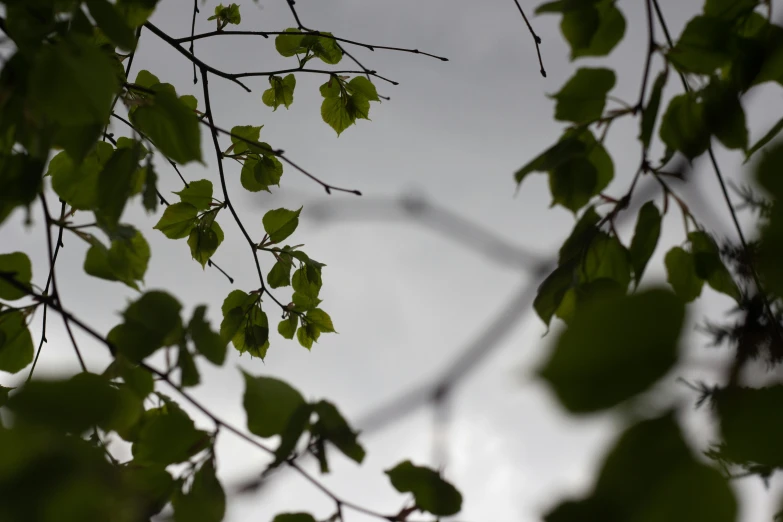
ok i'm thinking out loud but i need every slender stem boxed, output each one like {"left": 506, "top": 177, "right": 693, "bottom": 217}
{"left": 175, "top": 30, "right": 449, "bottom": 62}
{"left": 143, "top": 21, "right": 251, "bottom": 92}
{"left": 199, "top": 68, "right": 285, "bottom": 308}
{"left": 190, "top": 0, "right": 199, "bottom": 84}
{"left": 511, "top": 0, "right": 546, "bottom": 77}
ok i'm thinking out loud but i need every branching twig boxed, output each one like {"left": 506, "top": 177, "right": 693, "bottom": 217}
{"left": 511, "top": 0, "right": 546, "bottom": 77}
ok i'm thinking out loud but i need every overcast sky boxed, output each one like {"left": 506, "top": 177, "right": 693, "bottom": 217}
{"left": 3, "top": 0, "right": 783, "bottom": 520}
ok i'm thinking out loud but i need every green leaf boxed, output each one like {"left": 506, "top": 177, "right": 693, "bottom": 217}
{"left": 292, "top": 266, "right": 322, "bottom": 299}
{"left": 262, "top": 74, "right": 296, "bottom": 111}
{"left": 177, "top": 345, "right": 200, "bottom": 388}
{"left": 549, "top": 156, "right": 598, "bottom": 213}
{"left": 559, "top": 206, "right": 601, "bottom": 265}
{"left": 515, "top": 134, "right": 586, "bottom": 186}
{"left": 347, "top": 76, "right": 380, "bottom": 101}
{"left": 109, "top": 291, "right": 183, "bottom": 363}
{"left": 659, "top": 93, "right": 711, "bottom": 160}
{"left": 385, "top": 461, "right": 462, "bottom": 516}
{"left": 48, "top": 141, "right": 114, "bottom": 210}
{"left": 705, "top": 0, "right": 759, "bottom": 19}
{"left": 84, "top": 228, "right": 150, "bottom": 290}
{"left": 639, "top": 69, "right": 668, "bottom": 149}
{"left": 561, "top": 7, "right": 600, "bottom": 56}
{"left": 189, "top": 305, "right": 227, "bottom": 366}
{"left": 312, "top": 400, "right": 365, "bottom": 463}
{"left": 275, "top": 29, "right": 343, "bottom": 64}
{"left": 534, "top": 263, "right": 576, "bottom": 327}
{"left": 688, "top": 231, "right": 741, "bottom": 301}
{"left": 702, "top": 78, "right": 748, "bottom": 150}
{"left": 581, "top": 233, "right": 632, "bottom": 288}
{"left": 716, "top": 386, "right": 783, "bottom": 467}
{"left": 208, "top": 3, "right": 241, "bottom": 25}
{"left": 117, "top": 0, "right": 159, "bottom": 28}
{"left": 667, "top": 16, "right": 733, "bottom": 74}
{"left": 240, "top": 155, "right": 283, "bottom": 192}
{"left": 629, "top": 201, "right": 661, "bottom": 286}
{"left": 97, "top": 145, "right": 142, "bottom": 228}
{"left": 134, "top": 69, "right": 161, "bottom": 89}
{"left": 142, "top": 160, "right": 159, "bottom": 212}
{"left": 0, "top": 311, "right": 34, "bottom": 374}
{"left": 321, "top": 96, "right": 360, "bottom": 136}
{"left": 546, "top": 414, "right": 736, "bottom": 522}
{"left": 268, "top": 258, "right": 293, "bottom": 288}
{"left": 219, "top": 291, "right": 269, "bottom": 358}
{"left": 154, "top": 202, "right": 198, "bottom": 239}
{"left": 132, "top": 402, "right": 210, "bottom": 465}
{"left": 29, "top": 35, "right": 119, "bottom": 126}
{"left": 242, "top": 372, "right": 306, "bottom": 438}
{"left": 0, "top": 385, "right": 10, "bottom": 408}
{"left": 263, "top": 207, "right": 302, "bottom": 244}
{"left": 306, "top": 308, "right": 336, "bottom": 333}
{"left": 296, "top": 324, "right": 319, "bottom": 350}
{"left": 539, "top": 288, "right": 684, "bottom": 413}
{"left": 571, "top": 0, "right": 626, "bottom": 59}
{"left": 188, "top": 220, "right": 224, "bottom": 268}
{"left": 745, "top": 115, "right": 783, "bottom": 161}
{"left": 174, "top": 180, "right": 213, "bottom": 211}
{"left": 172, "top": 459, "right": 225, "bottom": 522}
{"left": 278, "top": 315, "right": 298, "bottom": 339}
{"left": 551, "top": 68, "right": 616, "bottom": 123}
{"left": 85, "top": 0, "right": 137, "bottom": 50}
{"left": 272, "top": 514, "right": 317, "bottom": 522}
{"left": 230, "top": 125, "right": 263, "bottom": 155}
{"left": 131, "top": 88, "right": 202, "bottom": 164}
{"left": 664, "top": 247, "right": 704, "bottom": 302}
{"left": 108, "top": 355, "right": 154, "bottom": 400}
{"left": 7, "top": 373, "right": 137, "bottom": 434}
{"left": 0, "top": 252, "right": 32, "bottom": 300}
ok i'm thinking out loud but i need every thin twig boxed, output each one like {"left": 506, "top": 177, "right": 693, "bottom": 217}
{"left": 190, "top": 0, "right": 199, "bottom": 84}
{"left": 175, "top": 30, "right": 448, "bottom": 62}
{"left": 511, "top": 0, "right": 546, "bottom": 77}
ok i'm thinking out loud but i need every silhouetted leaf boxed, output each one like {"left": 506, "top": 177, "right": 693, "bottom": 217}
{"left": 385, "top": 461, "right": 462, "bottom": 516}
{"left": 539, "top": 288, "right": 684, "bottom": 413}
{"left": 242, "top": 372, "right": 306, "bottom": 438}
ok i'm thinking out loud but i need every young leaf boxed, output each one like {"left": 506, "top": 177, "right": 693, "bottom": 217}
{"left": 385, "top": 461, "right": 462, "bottom": 516}
{"left": 262, "top": 207, "right": 302, "bottom": 244}
{"left": 109, "top": 291, "right": 184, "bottom": 363}
{"left": 268, "top": 257, "right": 293, "bottom": 288}
{"left": 639, "top": 69, "right": 668, "bottom": 149}
{"left": 84, "top": 228, "right": 150, "bottom": 290}
{"left": 275, "top": 29, "right": 343, "bottom": 64}
{"left": 539, "top": 288, "right": 684, "bottom": 413}
{"left": 278, "top": 315, "right": 298, "bottom": 339}
{"left": 0, "top": 311, "right": 34, "bottom": 374}
{"left": 0, "top": 252, "right": 32, "bottom": 300}
{"left": 172, "top": 459, "right": 226, "bottom": 522}
{"left": 629, "top": 201, "right": 661, "bottom": 286}
{"left": 306, "top": 308, "right": 336, "bottom": 333}
{"left": 85, "top": 0, "right": 138, "bottom": 51}
{"left": 667, "top": 16, "right": 733, "bottom": 74}
{"left": 659, "top": 93, "right": 711, "bottom": 160}
{"left": 154, "top": 202, "right": 199, "bottom": 239}
{"left": 188, "top": 220, "right": 224, "bottom": 268}
{"left": 29, "top": 35, "right": 119, "bottom": 126}
{"left": 312, "top": 400, "right": 365, "bottom": 463}
{"left": 132, "top": 403, "right": 210, "bottom": 465}
{"left": 548, "top": 156, "right": 598, "bottom": 213}
{"left": 177, "top": 346, "right": 200, "bottom": 388}
{"left": 48, "top": 142, "right": 115, "bottom": 211}
{"left": 131, "top": 88, "right": 202, "bottom": 164}
{"left": 189, "top": 305, "right": 227, "bottom": 366}
{"left": 702, "top": 78, "right": 748, "bottom": 150}
{"left": 242, "top": 372, "right": 306, "bottom": 438}
{"left": 174, "top": 180, "right": 213, "bottom": 211}
{"left": 664, "top": 247, "right": 704, "bottom": 302}
{"left": 208, "top": 3, "right": 241, "bottom": 27}
{"left": 262, "top": 74, "right": 296, "bottom": 111}
{"left": 716, "top": 386, "right": 783, "bottom": 468}
{"left": 346, "top": 77, "right": 380, "bottom": 101}
{"left": 97, "top": 145, "right": 142, "bottom": 228}
{"left": 534, "top": 263, "right": 576, "bottom": 327}
{"left": 551, "top": 68, "right": 616, "bottom": 123}
{"left": 688, "top": 231, "right": 741, "bottom": 301}
{"left": 240, "top": 155, "right": 283, "bottom": 192}
{"left": 230, "top": 125, "right": 263, "bottom": 155}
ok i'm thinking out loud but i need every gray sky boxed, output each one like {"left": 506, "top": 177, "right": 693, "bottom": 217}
{"left": 2, "top": 0, "right": 783, "bottom": 520}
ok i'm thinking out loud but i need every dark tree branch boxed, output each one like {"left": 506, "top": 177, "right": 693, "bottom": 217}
{"left": 174, "top": 30, "right": 449, "bottom": 62}
{"left": 143, "top": 21, "right": 252, "bottom": 92}
{"left": 190, "top": 0, "right": 199, "bottom": 84}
